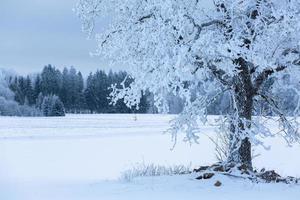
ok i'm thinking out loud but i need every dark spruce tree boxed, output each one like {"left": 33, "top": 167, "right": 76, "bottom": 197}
{"left": 17, "top": 76, "right": 26, "bottom": 105}
{"left": 42, "top": 95, "right": 65, "bottom": 117}
{"left": 75, "top": 71, "right": 85, "bottom": 112}
{"left": 60, "top": 67, "right": 85, "bottom": 113}
{"left": 25, "top": 76, "right": 35, "bottom": 105}
{"left": 60, "top": 67, "right": 70, "bottom": 111}
{"left": 41, "top": 95, "right": 52, "bottom": 116}
{"left": 50, "top": 97, "right": 65, "bottom": 117}
{"left": 40, "top": 65, "right": 62, "bottom": 96}
{"left": 34, "top": 75, "right": 42, "bottom": 102}
{"left": 84, "top": 73, "right": 97, "bottom": 113}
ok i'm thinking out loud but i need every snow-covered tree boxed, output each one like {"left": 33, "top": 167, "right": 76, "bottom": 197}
{"left": 36, "top": 92, "right": 44, "bottom": 110}
{"left": 76, "top": 0, "right": 300, "bottom": 170}
{"left": 51, "top": 97, "right": 66, "bottom": 117}
{"left": 0, "top": 69, "right": 15, "bottom": 101}
{"left": 42, "top": 95, "right": 65, "bottom": 117}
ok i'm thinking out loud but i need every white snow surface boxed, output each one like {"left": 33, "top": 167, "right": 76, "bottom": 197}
{"left": 0, "top": 114, "right": 300, "bottom": 200}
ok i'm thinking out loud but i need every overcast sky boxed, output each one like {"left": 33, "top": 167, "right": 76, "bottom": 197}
{"left": 0, "top": 0, "right": 109, "bottom": 76}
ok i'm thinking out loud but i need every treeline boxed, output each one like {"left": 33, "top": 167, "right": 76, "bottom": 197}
{"left": 85, "top": 70, "right": 149, "bottom": 113}
{"left": 3, "top": 66, "right": 297, "bottom": 117}
{"left": 0, "top": 69, "right": 41, "bottom": 116}
{"left": 8, "top": 65, "right": 151, "bottom": 115}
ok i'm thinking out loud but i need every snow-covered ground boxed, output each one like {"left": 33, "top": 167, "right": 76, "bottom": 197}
{"left": 0, "top": 114, "right": 300, "bottom": 200}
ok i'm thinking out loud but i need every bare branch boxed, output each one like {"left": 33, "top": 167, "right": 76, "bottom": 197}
{"left": 254, "top": 66, "right": 287, "bottom": 92}
{"left": 137, "top": 14, "right": 154, "bottom": 23}
{"left": 258, "top": 93, "right": 298, "bottom": 142}
{"left": 184, "top": 15, "right": 225, "bottom": 40}
{"left": 193, "top": 58, "right": 232, "bottom": 86}
{"left": 100, "top": 29, "right": 122, "bottom": 47}
{"left": 101, "top": 14, "right": 154, "bottom": 47}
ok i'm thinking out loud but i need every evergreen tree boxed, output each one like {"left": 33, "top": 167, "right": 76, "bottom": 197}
{"left": 17, "top": 76, "right": 26, "bottom": 105}
{"left": 41, "top": 94, "right": 65, "bottom": 117}
{"left": 36, "top": 92, "right": 44, "bottom": 110}
{"left": 75, "top": 71, "right": 85, "bottom": 112}
{"left": 9, "top": 77, "right": 19, "bottom": 101}
{"left": 34, "top": 75, "right": 42, "bottom": 102}
{"left": 40, "top": 65, "right": 62, "bottom": 95}
{"left": 84, "top": 73, "right": 97, "bottom": 113}
{"left": 94, "top": 70, "right": 110, "bottom": 113}
{"left": 50, "top": 97, "right": 65, "bottom": 116}
{"left": 25, "top": 76, "right": 35, "bottom": 105}
{"left": 41, "top": 95, "right": 52, "bottom": 116}
{"left": 60, "top": 67, "right": 70, "bottom": 110}
{"left": 67, "top": 67, "right": 79, "bottom": 112}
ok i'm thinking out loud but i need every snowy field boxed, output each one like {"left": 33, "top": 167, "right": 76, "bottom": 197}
{"left": 0, "top": 114, "right": 300, "bottom": 200}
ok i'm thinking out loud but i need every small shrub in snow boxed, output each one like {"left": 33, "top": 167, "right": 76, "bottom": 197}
{"left": 120, "top": 163, "right": 192, "bottom": 182}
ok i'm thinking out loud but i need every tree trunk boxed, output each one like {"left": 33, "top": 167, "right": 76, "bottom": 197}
{"left": 227, "top": 94, "right": 253, "bottom": 170}
{"left": 227, "top": 57, "right": 255, "bottom": 170}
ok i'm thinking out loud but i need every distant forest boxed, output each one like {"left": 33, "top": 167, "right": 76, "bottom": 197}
{"left": 2, "top": 65, "right": 296, "bottom": 117}
{"left": 7, "top": 65, "right": 154, "bottom": 115}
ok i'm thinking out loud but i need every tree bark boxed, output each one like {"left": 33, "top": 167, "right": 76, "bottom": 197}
{"left": 227, "top": 93, "right": 254, "bottom": 170}
{"left": 227, "top": 57, "right": 255, "bottom": 170}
